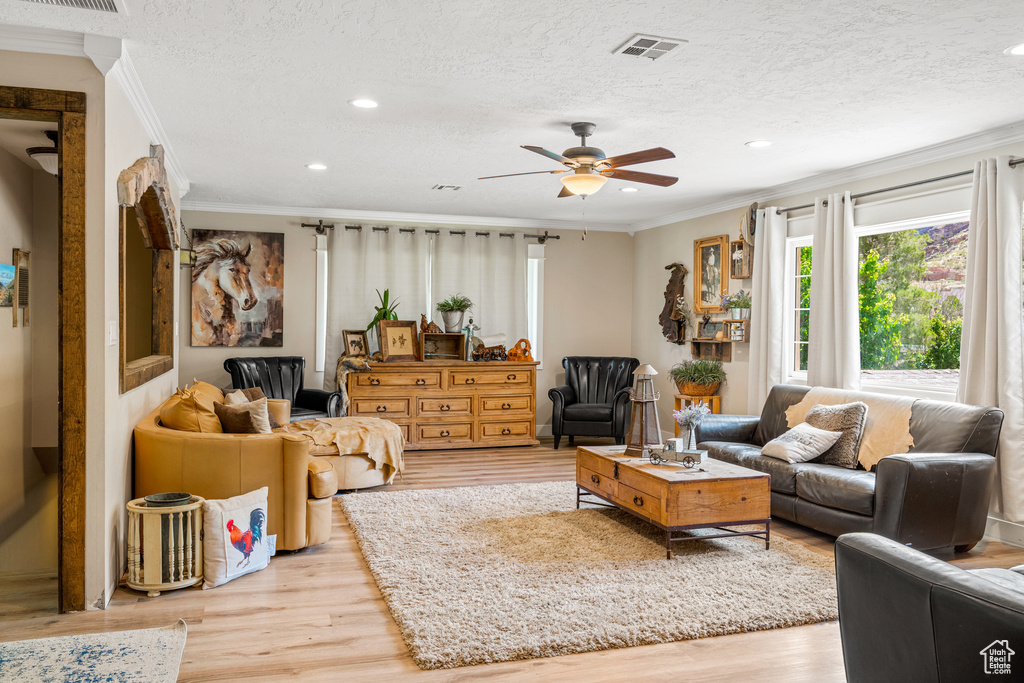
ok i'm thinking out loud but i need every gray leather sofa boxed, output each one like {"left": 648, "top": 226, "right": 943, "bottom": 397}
{"left": 695, "top": 384, "right": 1003, "bottom": 552}
{"left": 835, "top": 533, "right": 1024, "bottom": 682}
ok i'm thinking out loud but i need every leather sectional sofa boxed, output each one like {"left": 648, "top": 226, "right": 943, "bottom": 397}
{"left": 696, "top": 384, "right": 1003, "bottom": 552}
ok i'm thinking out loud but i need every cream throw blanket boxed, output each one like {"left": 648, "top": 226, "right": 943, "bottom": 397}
{"left": 276, "top": 417, "right": 405, "bottom": 482}
{"left": 785, "top": 387, "right": 915, "bottom": 469}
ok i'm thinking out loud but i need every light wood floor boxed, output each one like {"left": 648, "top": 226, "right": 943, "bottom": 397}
{"left": 3, "top": 437, "right": 1024, "bottom": 682}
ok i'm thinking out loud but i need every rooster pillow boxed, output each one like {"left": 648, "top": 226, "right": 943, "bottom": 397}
{"left": 202, "top": 487, "right": 277, "bottom": 589}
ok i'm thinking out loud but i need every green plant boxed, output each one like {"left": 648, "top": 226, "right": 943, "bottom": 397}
{"left": 366, "top": 288, "right": 399, "bottom": 332}
{"left": 668, "top": 359, "right": 727, "bottom": 386}
{"left": 721, "top": 289, "right": 752, "bottom": 308}
{"left": 436, "top": 294, "right": 473, "bottom": 312}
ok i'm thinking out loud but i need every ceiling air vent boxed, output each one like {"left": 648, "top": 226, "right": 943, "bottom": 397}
{"left": 613, "top": 34, "right": 687, "bottom": 61}
{"left": 18, "top": 0, "right": 119, "bottom": 12}
{"left": 431, "top": 184, "right": 462, "bottom": 191}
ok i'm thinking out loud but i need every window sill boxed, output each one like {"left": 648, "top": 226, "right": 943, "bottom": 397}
{"left": 858, "top": 379, "right": 957, "bottom": 402}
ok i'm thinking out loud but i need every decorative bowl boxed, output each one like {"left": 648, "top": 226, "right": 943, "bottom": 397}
{"left": 144, "top": 492, "right": 192, "bottom": 508}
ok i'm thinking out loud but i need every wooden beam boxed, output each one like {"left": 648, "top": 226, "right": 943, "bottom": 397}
{"left": 0, "top": 86, "right": 85, "bottom": 113}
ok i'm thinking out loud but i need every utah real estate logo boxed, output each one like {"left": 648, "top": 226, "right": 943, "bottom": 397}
{"left": 980, "top": 640, "right": 1014, "bottom": 675}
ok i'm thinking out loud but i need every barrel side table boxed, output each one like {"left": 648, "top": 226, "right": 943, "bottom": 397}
{"left": 126, "top": 495, "right": 204, "bottom": 596}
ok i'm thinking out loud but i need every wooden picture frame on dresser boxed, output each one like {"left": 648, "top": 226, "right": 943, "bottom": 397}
{"left": 346, "top": 360, "right": 540, "bottom": 449}
{"left": 379, "top": 319, "right": 419, "bottom": 362}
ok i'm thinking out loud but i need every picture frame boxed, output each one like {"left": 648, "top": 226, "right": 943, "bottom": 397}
{"left": 694, "top": 235, "right": 729, "bottom": 314}
{"left": 342, "top": 329, "right": 369, "bottom": 357}
{"left": 730, "top": 239, "right": 752, "bottom": 279}
{"left": 696, "top": 321, "right": 723, "bottom": 340}
{"left": 379, "top": 320, "right": 419, "bottom": 362}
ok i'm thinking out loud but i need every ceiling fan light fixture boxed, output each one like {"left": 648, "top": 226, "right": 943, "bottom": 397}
{"left": 560, "top": 171, "right": 607, "bottom": 196}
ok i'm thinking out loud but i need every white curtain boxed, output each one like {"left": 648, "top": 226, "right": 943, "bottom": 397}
{"left": 957, "top": 156, "right": 1024, "bottom": 521}
{"left": 430, "top": 231, "right": 528, "bottom": 342}
{"left": 747, "top": 207, "right": 789, "bottom": 414}
{"left": 807, "top": 191, "right": 861, "bottom": 389}
{"left": 323, "top": 227, "right": 431, "bottom": 389}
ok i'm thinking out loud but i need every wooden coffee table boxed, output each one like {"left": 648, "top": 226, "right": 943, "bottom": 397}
{"left": 575, "top": 445, "right": 771, "bottom": 558}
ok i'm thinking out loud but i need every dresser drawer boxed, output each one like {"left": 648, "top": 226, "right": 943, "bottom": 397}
{"left": 350, "top": 397, "right": 411, "bottom": 418}
{"left": 352, "top": 371, "right": 442, "bottom": 390}
{"left": 479, "top": 395, "right": 533, "bottom": 414}
{"left": 479, "top": 420, "right": 533, "bottom": 440}
{"left": 448, "top": 369, "right": 532, "bottom": 389}
{"left": 417, "top": 422, "right": 473, "bottom": 443}
{"left": 615, "top": 482, "right": 663, "bottom": 523}
{"left": 417, "top": 396, "right": 473, "bottom": 417}
{"left": 578, "top": 465, "right": 617, "bottom": 500}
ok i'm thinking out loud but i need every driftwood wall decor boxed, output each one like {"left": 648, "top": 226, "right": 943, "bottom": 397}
{"left": 659, "top": 262, "right": 690, "bottom": 344}
{"left": 117, "top": 144, "right": 179, "bottom": 251}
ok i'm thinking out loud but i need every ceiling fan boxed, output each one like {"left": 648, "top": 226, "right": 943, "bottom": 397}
{"left": 479, "top": 122, "right": 678, "bottom": 198}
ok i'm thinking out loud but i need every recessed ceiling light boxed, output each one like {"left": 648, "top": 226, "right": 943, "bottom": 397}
{"left": 619, "top": 187, "right": 639, "bottom": 192}
{"left": 349, "top": 99, "right": 378, "bottom": 108}
{"left": 1005, "top": 43, "right": 1024, "bottom": 56}
{"left": 745, "top": 140, "right": 772, "bottom": 148}
{"left": 306, "top": 163, "right": 327, "bottom": 171}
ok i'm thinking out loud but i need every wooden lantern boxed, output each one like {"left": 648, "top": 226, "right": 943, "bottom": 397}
{"left": 624, "top": 364, "right": 662, "bottom": 458}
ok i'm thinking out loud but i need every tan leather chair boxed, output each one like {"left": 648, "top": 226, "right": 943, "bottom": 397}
{"left": 134, "top": 399, "right": 336, "bottom": 551}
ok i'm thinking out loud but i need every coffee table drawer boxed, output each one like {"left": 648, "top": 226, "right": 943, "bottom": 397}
{"left": 418, "top": 396, "right": 472, "bottom": 417}
{"left": 615, "top": 482, "right": 663, "bottom": 523}
{"left": 351, "top": 397, "right": 411, "bottom": 418}
{"left": 617, "top": 467, "right": 665, "bottom": 499}
{"left": 577, "top": 449, "right": 617, "bottom": 479}
{"left": 578, "top": 465, "right": 616, "bottom": 499}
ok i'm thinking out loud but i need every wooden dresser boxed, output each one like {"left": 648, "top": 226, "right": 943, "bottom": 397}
{"left": 346, "top": 360, "right": 540, "bottom": 450}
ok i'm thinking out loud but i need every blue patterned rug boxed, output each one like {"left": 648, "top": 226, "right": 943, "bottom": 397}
{"left": 0, "top": 619, "right": 187, "bottom": 682}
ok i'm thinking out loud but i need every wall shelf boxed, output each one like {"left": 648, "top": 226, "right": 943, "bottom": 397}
{"left": 690, "top": 339, "right": 732, "bottom": 362}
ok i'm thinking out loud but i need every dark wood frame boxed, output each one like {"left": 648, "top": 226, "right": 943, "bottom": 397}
{"left": 419, "top": 332, "right": 467, "bottom": 360}
{"left": 378, "top": 319, "right": 419, "bottom": 362}
{"left": 342, "top": 329, "right": 369, "bottom": 356}
{"left": 694, "top": 234, "right": 728, "bottom": 314}
{"left": 0, "top": 85, "right": 88, "bottom": 613}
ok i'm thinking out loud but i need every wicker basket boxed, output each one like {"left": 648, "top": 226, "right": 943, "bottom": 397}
{"left": 677, "top": 381, "right": 720, "bottom": 397}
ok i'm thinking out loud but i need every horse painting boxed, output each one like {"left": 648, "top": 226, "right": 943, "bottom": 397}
{"left": 190, "top": 230, "right": 285, "bottom": 347}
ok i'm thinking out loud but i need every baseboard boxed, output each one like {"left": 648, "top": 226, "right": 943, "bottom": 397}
{"left": 985, "top": 516, "right": 1024, "bottom": 548}
{"left": 537, "top": 423, "right": 552, "bottom": 438}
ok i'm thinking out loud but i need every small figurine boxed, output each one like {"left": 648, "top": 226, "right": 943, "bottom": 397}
{"left": 420, "top": 314, "right": 442, "bottom": 334}
{"left": 507, "top": 338, "right": 533, "bottom": 362}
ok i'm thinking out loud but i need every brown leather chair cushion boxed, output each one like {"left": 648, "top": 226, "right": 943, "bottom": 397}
{"left": 159, "top": 381, "right": 225, "bottom": 433}
{"left": 308, "top": 458, "right": 338, "bottom": 499}
{"left": 796, "top": 467, "right": 876, "bottom": 516}
{"left": 213, "top": 402, "right": 260, "bottom": 434}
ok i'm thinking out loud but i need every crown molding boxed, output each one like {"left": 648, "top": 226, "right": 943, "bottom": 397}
{"left": 178, "top": 200, "right": 629, "bottom": 232}
{"left": 0, "top": 24, "right": 191, "bottom": 197}
{"left": 629, "top": 120, "right": 1024, "bottom": 231}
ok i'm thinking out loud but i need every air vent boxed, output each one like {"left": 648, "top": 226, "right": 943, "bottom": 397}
{"left": 18, "top": 0, "right": 118, "bottom": 12}
{"left": 431, "top": 184, "right": 462, "bottom": 191}
{"left": 613, "top": 33, "right": 687, "bottom": 61}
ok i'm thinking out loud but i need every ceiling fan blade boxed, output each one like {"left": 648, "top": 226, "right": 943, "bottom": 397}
{"left": 557, "top": 186, "right": 574, "bottom": 198}
{"left": 522, "top": 145, "right": 578, "bottom": 166}
{"left": 602, "top": 147, "right": 675, "bottom": 168}
{"left": 604, "top": 169, "right": 678, "bottom": 187}
{"left": 478, "top": 170, "right": 567, "bottom": 180}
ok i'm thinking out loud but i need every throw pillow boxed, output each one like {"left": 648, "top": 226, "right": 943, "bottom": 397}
{"left": 203, "top": 487, "right": 276, "bottom": 589}
{"left": 223, "top": 388, "right": 281, "bottom": 429}
{"left": 159, "top": 381, "right": 226, "bottom": 433}
{"left": 805, "top": 401, "right": 869, "bottom": 469}
{"left": 213, "top": 402, "right": 260, "bottom": 434}
{"left": 761, "top": 422, "right": 844, "bottom": 463}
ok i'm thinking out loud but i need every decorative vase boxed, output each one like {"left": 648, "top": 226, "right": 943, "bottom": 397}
{"left": 731, "top": 307, "right": 750, "bottom": 320}
{"left": 677, "top": 426, "right": 698, "bottom": 451}
{"left": 677, "top": 381, "right": 720, "bottom": 397}
{"left": 441, "top": 310, "right": 466, "bottom": 333}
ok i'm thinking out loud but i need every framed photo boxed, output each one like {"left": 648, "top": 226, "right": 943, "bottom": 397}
{"left": 730, "top": 239, "right": 752, "bottom": 279}
{"left": 696, "top": 321, "right": 723, "bottom": 340}
{"left": 342, "top": 329, "right": 369, "bottom": 357}
{"left": 379, "top": 320, "right": 419, "bottom": 362}
{"left": 694, "top": 235, "right": 729, "bottom": 314}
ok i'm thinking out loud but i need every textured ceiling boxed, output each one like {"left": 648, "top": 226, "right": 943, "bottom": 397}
{"left": 1, "top": 0, "right": 1023, "bottom": 226}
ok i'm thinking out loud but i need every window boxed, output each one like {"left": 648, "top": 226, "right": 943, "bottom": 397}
{"left": 527, "top": 243, "right": 544, "bottom": 367}
{"left": 784, "top": 236, "right": 812, "bottom": 380}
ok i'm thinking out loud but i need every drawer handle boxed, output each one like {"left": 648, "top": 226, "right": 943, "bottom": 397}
{"left": 506, "top": 373, "right": 516, "bottom": 381}
{"left": 376, "top": 405, "right": 387, "bottom": 413}
{"left": 502, "top": 427, "right": 511, "bottom": 435}
{"left": 633, "top": 495, "right": 644, "bottom": 507}
{"left": 501, "top": 402, "right": 511, "bottom": 410}
{"left": 591, "top": 474, "right": 600, "bottom": 484}
{"left": 369, "top": 378, "right": 381, "bottom": 386}
{"left": 440, "top": 404, "right": 450, "bottom": 411}
{"left": 415, "top": 378, "right": 426, "bottom": 386}
{"left": 465, "top": 377, "right": 476, "bottom": 384}
{"left": 440, "top": 429, "right": 450, "bottom": 437}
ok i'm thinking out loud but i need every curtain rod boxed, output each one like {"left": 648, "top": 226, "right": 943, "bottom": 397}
{"left": 774, "top": 157, "right": 1024, "bottom": 215}
{"left": 341, "top": 225, "right": 559, "bottom": 241}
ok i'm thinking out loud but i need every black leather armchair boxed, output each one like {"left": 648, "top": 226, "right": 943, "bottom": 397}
{"left": 224, "top": 356, "right": 341, "bottom": 421}
{"left": 549, "top": 356, "right": 639, "bottom": 449}
{"left": 836, "top": 532, "right": 1024, "bottom": 682}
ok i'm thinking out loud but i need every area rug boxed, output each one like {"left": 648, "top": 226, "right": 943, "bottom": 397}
{"left": 0, "top": 619, "right": 187, "bottom": 682}
{"left": 341, "top": 481, "right": 837, "bottom": 670}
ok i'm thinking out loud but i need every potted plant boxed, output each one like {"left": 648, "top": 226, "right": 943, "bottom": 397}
{"left": 721, "top": 289, "right": 752, "bottom": 320}
{"left": 366, "top": 288, "right": 399, "bottom": 352}
{"left": 436, "top": 294, "right": 472, "bottom": 333}
{"left": 668, "top": 359, "right": 726, "bottom": 397}
{"left": 672, "top": 402, "right": 711, "bottom": 450}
